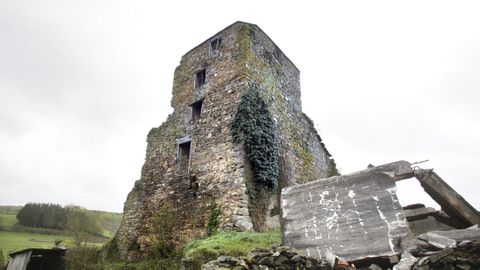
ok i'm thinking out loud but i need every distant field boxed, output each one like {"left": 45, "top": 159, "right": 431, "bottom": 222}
{"left": 0, "top": 213, "right": 17, "bottom": 229}
{"left": 0, "top": 205, "right": 122, "bottom": 259}
{"left": 0, "top": 206, "right": 22, "bottom": 214}
{"left": 0, "top": 230, "right": 75, "bottom": 255}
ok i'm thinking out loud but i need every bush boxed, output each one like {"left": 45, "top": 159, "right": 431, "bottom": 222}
{"left": 64, "top": 247, "right": 102, "bottom": 270}
{"left": 101, "top": 237, "right": 120, "bottom": 263}
{"left": 66, "top": 207, "right": 102, "bottom": 247}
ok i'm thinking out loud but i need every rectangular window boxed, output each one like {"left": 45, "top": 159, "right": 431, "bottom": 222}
{"left": 190, "top": 99, "right": 203, "bottom": 121}
{"left": 177, "top": 139, "right": 191, "bottom": 174}
{"left": 195, "top": 69, "right": 206, "bottom": 88}
{"left": 210, "top": 37, "right": 222, "bottom": 51}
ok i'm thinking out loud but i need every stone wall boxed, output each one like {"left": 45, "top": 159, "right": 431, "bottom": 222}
{"left": 235, "top": 24, "right": 337, "bottom": 230}
{"left": 116, "top": 22, "right": 337, "bottom": 261}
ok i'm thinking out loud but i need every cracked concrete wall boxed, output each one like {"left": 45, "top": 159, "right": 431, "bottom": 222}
{"left": 281, "top": 169, "right": 412, "bottom": 261}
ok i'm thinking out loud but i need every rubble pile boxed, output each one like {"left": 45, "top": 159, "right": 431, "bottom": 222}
{"left": 183, "top": 161, "right": 480, "bottom": 270}
{"left": 191, "top": 246, "right": 332, "bottom": 270}
{"left": 408, "top": 240, "right": 480, "bottom": 269}
{"left": 189, "top": 239, "right": 480, "bottom": 270}
{"left": 397, "top": 227, "right": 480, "bottom": 270}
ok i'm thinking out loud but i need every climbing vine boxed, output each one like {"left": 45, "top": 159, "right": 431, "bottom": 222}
{"left": 205, "top": 202, "right": 221, "bottom": 236}
{"left": 231, "top": 85, "right": 278, "bottom": 189}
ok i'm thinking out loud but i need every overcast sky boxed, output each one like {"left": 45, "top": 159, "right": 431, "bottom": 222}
{"left": 0, "top": 1, "right": 479, "bottom": 213}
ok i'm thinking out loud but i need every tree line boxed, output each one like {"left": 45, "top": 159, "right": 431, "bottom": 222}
{"left": 16, "top": 203, "right": 67, "bottom": 230}
{"left": 16, "top": 203, "right": 101, "bottom": 237}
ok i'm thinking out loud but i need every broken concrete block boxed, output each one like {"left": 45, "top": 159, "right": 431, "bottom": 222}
{"left": 417, "top": 232, "right": 457, "bottom": 249}
{"left": 281, "top": 164, "right": 412, "bottom": 261}
{"left": 418, "top": 226, "right": 480, "bottom": 243}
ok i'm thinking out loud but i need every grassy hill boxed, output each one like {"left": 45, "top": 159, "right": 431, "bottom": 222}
{"left": 0, "top": 205, "right": 122, "bottom": 259}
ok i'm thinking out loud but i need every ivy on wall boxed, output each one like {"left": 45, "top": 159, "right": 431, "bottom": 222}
{"left": 231, "top": 85, "right": 278, "bottom": 189}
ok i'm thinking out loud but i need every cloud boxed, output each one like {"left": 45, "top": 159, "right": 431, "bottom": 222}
{"left": 0, "top": 1, "right": 479, "bottom": 212}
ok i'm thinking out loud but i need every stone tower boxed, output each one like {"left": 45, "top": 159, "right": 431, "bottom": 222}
{"left": 116, "top": 21, "right": 337, "bottom": 261}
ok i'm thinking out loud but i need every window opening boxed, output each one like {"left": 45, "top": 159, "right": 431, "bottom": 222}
{"left": 210, "top": 37, "right": 222, "bottom": 51}
{"left": 177, "top": 140, "right": 191, "bottom": 174}
{"left": 190, "top": 99, "right": 204, "bottom": 121}
{"left": 195, "top": 69, "right": 206, "bottom": 88}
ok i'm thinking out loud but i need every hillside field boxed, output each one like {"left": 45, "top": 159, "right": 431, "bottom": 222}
{"left": 0, "top": 205, "right": 122, "bottom": 260}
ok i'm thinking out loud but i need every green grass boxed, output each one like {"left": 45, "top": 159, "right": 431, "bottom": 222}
{"left": 0, "top": 231, "right": 74, "bottom": 254}
{"left": 0, "top": 214, "right": 17, "bottom": 230}
{"left": 183, "top": 230, "right": 281, "bottom": 265}
{"left": 0, "top": 206, "right": 22, "bottom": 214}
{"left": 0, "top": 205, "right": 122, "bottom": 261}
{"left": 0, "top": 205, "right": 122, "bottom": 238}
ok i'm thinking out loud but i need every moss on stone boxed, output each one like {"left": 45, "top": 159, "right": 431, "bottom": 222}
{"left": 206, "top": 202, "right": 220, "bottom": 237}
{"left": 183, "top": 230, "right": 281, "bottom": 268}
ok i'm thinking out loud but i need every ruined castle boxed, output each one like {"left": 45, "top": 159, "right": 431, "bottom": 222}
{"left": 116, "top": 22, "right": 337, "bottom": 261}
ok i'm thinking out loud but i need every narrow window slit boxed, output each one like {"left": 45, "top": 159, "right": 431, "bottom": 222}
{"left": 190, "top": 99, "right": 204, "bottom": 121}
{"left": 176, "top": 135, "right": 192, "bottom": 175}
{"left": 210, "top": 37, "right": 222, "bottom": 51}
{"left": 177, "top": 140, "right": 191, "bottom": 174}
{"left": 195, "top": 69, "right": 206, "bottom": 88}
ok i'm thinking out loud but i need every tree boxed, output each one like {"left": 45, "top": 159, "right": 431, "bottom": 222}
{"left": 65, "top": 207, "right": 101, "bottom": 247}
{"left": 16, "top": 203, "right": 66, "bottom": 230}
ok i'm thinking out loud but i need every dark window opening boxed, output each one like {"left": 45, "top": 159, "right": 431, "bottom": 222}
{"left": 190, "top": 99, "right": 203, "bottom": 121}
{"left": 195, "top": 69, "right": 206, "bottom": 88}
{"left": 210, "top": 37, "right": 222, "bottom": 51}
{"left": 177, "top": 141, "right": 191, "bottom": 174}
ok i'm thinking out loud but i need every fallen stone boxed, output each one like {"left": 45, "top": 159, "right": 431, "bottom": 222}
{"left": 274, "top": 255, "right": 289, "bottom": 265}
{"left": 418, "top": 227, "right": 480, "bottom": 243}
{"left": 417, "top": 232, "right": 457, "bottom": 249}
{"left": 202, "top": 246, "right": 333, "bottom": 270}
{"left": 368, "top": 264, "right": 383, "bottom": 270}
{"left": 257, "top": 256, "right": 275, "bottom": 267}
{"left": 217, "top": 255, "right": 241, "bottom": 266}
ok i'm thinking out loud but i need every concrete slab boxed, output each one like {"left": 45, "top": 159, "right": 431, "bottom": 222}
{"left": 281, "top": 162, "right": 412, "bottom": 261}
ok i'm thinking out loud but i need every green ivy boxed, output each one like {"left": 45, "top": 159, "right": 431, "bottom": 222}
{"left": 206, "top": 202, "right": 220, "bottom": 237}
{"left": 231, "top": 85, "right": 278, "bottom": 189}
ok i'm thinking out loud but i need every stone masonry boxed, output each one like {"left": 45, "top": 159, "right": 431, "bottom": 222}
{"left": 116, "top": 22, "right": 338, "bottom": 261}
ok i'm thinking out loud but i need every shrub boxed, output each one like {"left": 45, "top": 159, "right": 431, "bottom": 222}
{"left": 64, "top": 247, "right": 102, "bottom": 270}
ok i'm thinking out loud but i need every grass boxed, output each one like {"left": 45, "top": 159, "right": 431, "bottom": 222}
{"left": 0, "top": 206, "right": 22, "bottom": 214}
{"left": 0, "top": 214, "right": 17, "bottom": 230}
{"left": 0, "top": 230, "right": 75, "bottom": 254}
{"left": 101, "top": 231, "right": 282, "bottom": 270}
{"left": 0, "top": 205, "right": 122, "bottom": 263}
{"left": 183, "top": 230, "right": 281, "bottom": 266}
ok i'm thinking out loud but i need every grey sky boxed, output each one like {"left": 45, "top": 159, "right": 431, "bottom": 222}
{"left": 0, "top": 1, "right": 479, "bottom": 212}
